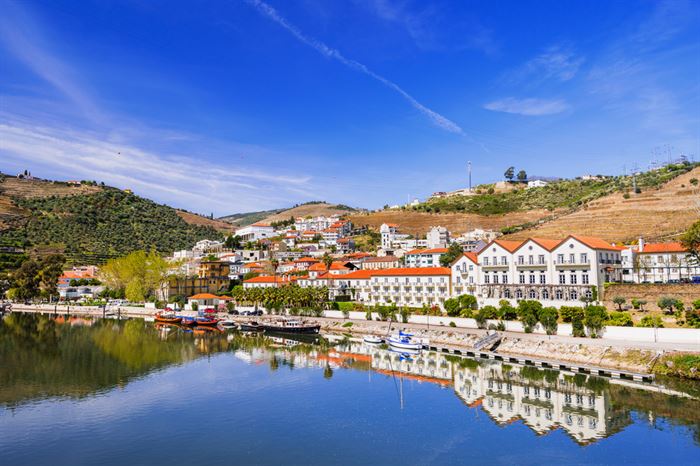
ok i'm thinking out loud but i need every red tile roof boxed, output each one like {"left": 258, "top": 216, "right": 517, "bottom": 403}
{"left": 338, "top": 270, "right": 373, "bottom": 279}
{"left": 406, "top": 248, "right": 449, "bottom": 255}
{"left": 308, "top": 262, "right": 349, "bottom": 271}
{"left": 462, "top": 252, "right": 478, "bottom": 264}
{"left": 363, "top": 256, "right": 400, "bottom": 263}
{"left": 568, "top": 235, "right": 620, "bottom": 251}
{"left": 188, "top": 293, "right": 232, "bottom": 300}
{"left": 493, "top": 239, "right": 524, "bottom": 252}
{"left": 372, "top": 267, "right": 451, "bottom": 276}
{"left": 640, "top": 242, "right": 687, "bottom": 253}
{"left": 243, "top": 276, "right": 295, "bottom": 284}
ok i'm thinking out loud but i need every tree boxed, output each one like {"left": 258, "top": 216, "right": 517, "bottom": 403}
{"left": 475, "top": 306, "right": 497, "bottom": 329}
{"left": 657, "top": 296, "right": 682, "bottom": 315}
{"left": 498, "top": 299, "right": 517, "bottom": 320}
{"left": 225, "top": 235, "right": 242, "bottom": 249}
{"left": 517, "top": 170, "right": 527, "bottom": 182}
{"left": 322, "top": 253, "right": 333, "bottom": 273}
{"left": 538, "top": 307, "right": 559, "bottom": 335}
{"left": 440, "top": 242, "right": 464, "bottom": 267}
{"left": 100, "top": 250, "right": 168, "bottom": 302}
{"left": 7, "top": 254, "right": 65, "bottom": 302}
{"left": 517, "top": 300, "right": 542, "bottom": 333}
{"left": 584, "top": 305, "right": 608, "bottom": 338}
{"left": 681, "top": 220, "right": 700, "bottom": 262}
{"left": 504, "top": 166, "right": 515, "bottom": 182}
{"left": 444, "top": 294, "right": 477, "bottom": 317}
{"left": 612, "top": 296, "right": 626, "bottom": 311}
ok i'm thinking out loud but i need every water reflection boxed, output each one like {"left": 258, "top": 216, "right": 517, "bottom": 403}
{"left": 1, "top": 313, "right": 699, "bottom": 447}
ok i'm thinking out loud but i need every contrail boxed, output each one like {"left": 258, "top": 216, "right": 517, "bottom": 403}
{"left": 245, "top": 0, "right": 464, "bottom": 135}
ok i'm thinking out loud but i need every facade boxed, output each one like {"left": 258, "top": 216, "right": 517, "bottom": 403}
{"left": 622, "top": 240, "right": 699, "bottom": 283}
{"left": 404, "top": 248, "right": 448, "bottom": 268}
{"left": 380, "top": 223, "right": 399, "bottom": 249}
{"left": 362, "top": 256, "right": 401, "bottom": 270}
{"left": 478, "top": 236, "right": 623, "bottom": 306}
{"left": 234, "top": 223, "right": 275, "bottom": 242}
{"left": 367, "top": 267, "right": 451, "bottom": 308}
{"left": 426, "top": 226, "right": 450, "bottom": 249}
{"left": 451, "top": 252, "right": 479, "bottom": 297}
{"left": 527, "top": 180, "right": 549, "bottom": 188}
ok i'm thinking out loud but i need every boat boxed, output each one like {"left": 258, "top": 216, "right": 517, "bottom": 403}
{"left": 194, "top": 317, "right": 220, "bottom": 326}
{"left": 363, "top": 335, "right": 383, "bottom": 344}
{"left": 239, "top": 321, "right": 263, "bottom": 332}
{"left": 155, "top": 312, "right": 182, "bottom": 324}
{"left": 219, "top": 319, "right": 237, "bottom": 329}
{"left": 262, "top": 318, "right": 321, "bottom": 334}
{"left": 388, "top": 331, "right": 423, "bottom": 351}
{"left": 180, "top": 316, "right": 197, "bottom": 326}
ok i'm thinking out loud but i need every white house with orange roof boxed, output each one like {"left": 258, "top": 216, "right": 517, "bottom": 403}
{"left": 242, "top": 275, "right": 297, "bottom": 289}
{"left": 622, "top": 239, "right": 699, "bottom": 283}
{"left": 367, "top": 267, "right": 452, "bottom": 309}
{"left": 404, "top": 248, "right": 449, "bottom": 268}
{"left": 235, "top": 222, "right": 274, "bottom": 242}
{"left": 451, "top": 252, "right": 479, "bottom": 296}
{"left": 478, "top": 235, "right": 624, "bottom": 306}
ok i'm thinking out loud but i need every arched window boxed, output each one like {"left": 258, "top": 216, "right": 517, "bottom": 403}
{"left": 542, "top": 289, "right": 549, "bottom": 300}
{"left": 555, "top": 289, "right": 563, "bottom": 300}
{"left": 529, "top": 289, "right": 537, "bottom": 299}
{"left": 570, "top": 290, "right": 578, "bottom": 300}
{"left": 515, "top": 289, "right": 523, "bottom": 299}
{"left": 504, "top": 289, "right": 511, "bottom": 299}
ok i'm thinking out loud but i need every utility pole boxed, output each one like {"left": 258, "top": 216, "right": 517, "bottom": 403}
{"left": 468, "top": 161, "right": 472, "bottom": 192}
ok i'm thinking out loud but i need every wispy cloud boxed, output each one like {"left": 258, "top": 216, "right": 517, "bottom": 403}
{"left": 483, "top": 98, "right": 569, "bottom": 116}
{"left": 245, "top": 0, "right": 464, "bottom": 135}
{"left": 504, "top": 44, "right": 584, "bottom": 85}
{"left": 0, "top": 118, "right": 314, "bottom": 214}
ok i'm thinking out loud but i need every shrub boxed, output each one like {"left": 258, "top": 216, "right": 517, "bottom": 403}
{"left": 692, "top": 299, "right": 700, "bottom": 310}
{"left": 475, "top": 308, "right": 491, "bottom": 329}
{"left": 400, "top": 306, "right": 410, "bottom": 324}
{"left": 657, "top": 296, "right": 683, "bottom": 314}
{"left": 685, "top": 309, "right": 700, "bottom": 328}
{"left": 342, "top": 308, "right": 350, "bottom": 319}
{"left": 631, "top": 298, "right": 647, "bottom": 310}
{"left": 517, "top": 300, "right": 542, "bottom": 333}
{"left": 572, "top": 318, "right": 586, "bottom": 337}
{"left": 365, "top": 309, "right": 372, "bottom": 320}
{"left": 637, "top": 315, "right": 664, "bottom": 328}
{"left": 584, "top": 305, "right": 608, "bottom": 337}
{"left": 444, "top": 294, "right": 478, "bottom": 317}
{"left": 606, "top": 311, "right": 633, "bottom": 327}
{"left": 496, "top": 321, "right": 506, "bottom": 331}
{"left": 498, "top": 299, "right": 518, "bottom": 320}
{"left": 449, "top": 321, "right": 456, "bottom": 327}
{"left": 538, "top": 307, "right": 559, "bottom": 335}
{"left": 560, "top": 306, "right": 585, "bottom": 323}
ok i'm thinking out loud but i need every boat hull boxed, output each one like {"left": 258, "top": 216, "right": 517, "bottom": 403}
{"left": 388, "top": 339, "right": 422, "bottom": 351}
{"left": 262, "top": 325, "right": 320, "bottom": 334}
{"left": 155, "top": 316, "right": 182, "bottom": 324}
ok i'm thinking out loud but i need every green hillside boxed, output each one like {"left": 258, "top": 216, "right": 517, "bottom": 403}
{"left": 0, "top": 188, "right": 223, "bottom": 264}
{"left": 413, "top": 162, "right": 698, "bottom": 215}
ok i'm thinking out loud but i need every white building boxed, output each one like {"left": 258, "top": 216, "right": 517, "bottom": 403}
{"left": 404, "top": 248, "right": 448, "bottom": 268}
{"left": 451, "top": 252, "right": 479, "bottom": 296}
{"left": 527, "top": 180, "right": 549, "bottom": 188}
{"left": 193, "top": 239, "right": 224, "bottom": 254}
{"left": 426, "top": 226, "right": 450, "bottom": 249}
{"left": 622, "top": 239, "right": 699, "bottom": 283}
{"left": 380, "top": 223, "right": 399, "bottom": 249}
{"left": 478, "top": 236, "right": 624, "bottom": 307}
{"left": 235, "top": 222, "right": 275, "bottom": 242}
{"left": 366, "top": 267, "right": 451, "bottom": 309}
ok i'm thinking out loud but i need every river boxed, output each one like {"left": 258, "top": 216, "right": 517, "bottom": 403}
{"left": 0, "top": 313, "right": 698, "bottom": 465}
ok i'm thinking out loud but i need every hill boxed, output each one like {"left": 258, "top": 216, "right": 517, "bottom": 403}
{"left": 175, "top": 210, "right": 236, "bottom": 234}
{"left": 220, "top": 202, "right": 360, "bottom": 227}
{"left": 350, "top": 163, "right": 698, "bottom": 239}
{"left": 505, "top": 165, "right": 700, "bottom": 242}
{"left": 0, "top": 175, "right": 224, "bottom": 264}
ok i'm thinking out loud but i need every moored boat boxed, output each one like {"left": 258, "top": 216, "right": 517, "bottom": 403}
{"left": 363, "top": 335, "right": 383, "bottom": 344}
{"left": 262, "top": 318, "right": 320, "bottom": 334}
{"left": 195, "top": 317, "right": 220, "bottom": 326}
{"left": 180, "top": 316, "right": 197, "bottom": 326}
{"left": 219, "top": 319, "right": 237, "bottom": 329}
{"left": 388, "top": 331, "right": 423, "bottom": 351}
{"left": 155, "top": 312, "right": 182, "bottom": 324}
{"left": 239, "top": 321, "right": 263, "bottom": 332}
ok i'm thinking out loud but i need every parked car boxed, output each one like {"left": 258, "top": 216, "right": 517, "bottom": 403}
{"left": 227, "top": 309, "right": 239, "bottom": 315}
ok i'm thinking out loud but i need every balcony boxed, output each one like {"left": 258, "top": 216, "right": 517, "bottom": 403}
{"left": 482, "top": 262, "right": 509, "bottom": 269}
{"left": 555, "top": 259, "right": 591, "bottom": 268}
{"left": 515, "top": 261, "right": 547, "bottom": 269}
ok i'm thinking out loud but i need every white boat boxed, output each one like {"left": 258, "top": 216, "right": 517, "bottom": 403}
{"left": 363, "top": 335, "right": 383, "bottom": 344}
{"left": 388, "top": 331, "right": 423, "bottom": 351}
{"left": 220, "top": 320, "right": 237, "bottom": 329}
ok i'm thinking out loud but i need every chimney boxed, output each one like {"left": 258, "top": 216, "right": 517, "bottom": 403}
{"left": 638, "top": 237, "right": 644, "bottom": 252}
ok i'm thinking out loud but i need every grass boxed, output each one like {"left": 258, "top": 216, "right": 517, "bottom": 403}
{"left": 653, "top": 354, "right": 700, "bottom": 380}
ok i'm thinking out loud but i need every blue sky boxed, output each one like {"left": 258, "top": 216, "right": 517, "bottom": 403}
{"left": 1, "top": 0, "right": 698, "bottom": 215}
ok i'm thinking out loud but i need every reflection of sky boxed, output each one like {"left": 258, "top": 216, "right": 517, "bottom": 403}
{"left": 0, "top": 351, "right": 698, "bottom": 465}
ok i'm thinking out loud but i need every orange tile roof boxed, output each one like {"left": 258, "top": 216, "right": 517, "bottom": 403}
{"left": 294, "top": 257, "right": 319, "bottom": 263}
{"left": 364, "top": 255, "right": 400, "bottom": 263}
{"left": 406, "top": 248, "right": 449, "bottom": 255}
{"left": 526, "top": 238, "right": 561, "bottom": 251}
{"left": 243, "top": 275, "right": 293, "bottom": 284}
{"left": 372, "top": 267, "right": 451, "bottom": 276}
{"left": 568, "top": 235, "right": 619, "bottom": 251}
{"left": 640, "top": 242, "right": 687, "bottom": 253}
{"left": 339, "top": 270, "right": 374, "bottom": 279}
{"left": 308, "top": 262, "right": 349, "bottom": 271}
{"left": 493, "top": 239, "right": 524, "bottom": 252}
{"left": 188, "top": 293, "right": 232, "bottom": 300}
{"left": 462, "top": 252, "right": 478, "bottom": 264}
{"left": 250, "top": 222, "right": 272, "bottom": 227}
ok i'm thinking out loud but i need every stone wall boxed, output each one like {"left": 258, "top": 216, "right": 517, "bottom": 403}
{"left": 604, "top": 283, "right": 700, "bottom": 310}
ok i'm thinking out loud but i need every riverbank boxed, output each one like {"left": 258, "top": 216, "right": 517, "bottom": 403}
{"left": 8, "top": 305, "right": 700, "bottom": 380}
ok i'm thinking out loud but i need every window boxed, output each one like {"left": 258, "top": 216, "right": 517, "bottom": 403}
{"left": 557, "top": 254, "right": 564, "bottom": 264}
{"left": 501, "top": 256, "right": 507, "bottom": 265}
{"left": 504, "top": 289, "right": 511, "bottom": 298}
{"left": 502, "top": 274, "right": 508, "bottom": 284}
{"left": 542, "top": 289, "right": 549, "bottom": 299}
{"left": 492, "top": 256, "right": 497, "bottom": 265}
{"left": 555, "top": 289, "right": 563, "bottom": 300}
{"left": 493, "top": 275, "right": 499, "bottom": 284}
{"left": 538, "top": 254, "right": 545, "bottom": 264}
{"left": 580, "top": 253, "right": 588, "bottom": 263}
{"left": 540, "top": 273, "right": 546, "bottom": 284}
{"left": 484, "top": 274, "right": 490, "bottom": 284}
{"left": 582, "top": 273, "right": 589, "bottom": 284}
{"left": 519, "top": 273, "right": 525, "bottom": 284}
{"left": 516, "top": 289, "right": 523, "bottom": 299}
{"left": 529, "top": 289, "right": 537, "bottom": 299}
{"left": 529, "top": 273, "right": 535, "bottom": 284}
{"left": 528, "top": 255, "right": 534, "bottom": 265}
{"left": 518, "top": 255, "right": 524, "bottom": 265}
{"left": 483, "top": 257, "right": 489, "bottom": 265}
{"left": 569, "top": 253, "right": 575, "bottom": 263}
{"left": 570, "top": 273, "right": 577, "bottom": 284}
{"left": 570, "top": 290, "right": 578, "bottom": 300}
{"left": 559, "top": 274, "right": 566, "bottom": 284}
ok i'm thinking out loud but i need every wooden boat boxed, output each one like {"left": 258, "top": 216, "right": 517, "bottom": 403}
{"left": 239, "top": 321, "right": 263, "bottom": 332}
{"left": 263, "top": 318, "right": 320, "bottom": 334}
{"left": 180, "top": 316, "right": 197, "bottom": 326}
{"left": 194, "top": 317, "right": 220, "bottom": 326}
{"left": 155, "top": 312, "right": 182, "bottom": 324}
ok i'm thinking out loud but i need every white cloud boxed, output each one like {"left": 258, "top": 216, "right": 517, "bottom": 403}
{"left": 0, "top": 118, "right": 314, "bottom": 214}
{"left": 483, "top": 98, "right": 569, "bottom": 116}
{"left": 245, "top": 0, "right": 464, "bottom": 135}
{"left": 501, "top": 45, "right": 584, "bottom": 86}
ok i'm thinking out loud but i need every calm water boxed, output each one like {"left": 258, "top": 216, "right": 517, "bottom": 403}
{"left": 0, "top": 313, "right": 699, "bottom": 465}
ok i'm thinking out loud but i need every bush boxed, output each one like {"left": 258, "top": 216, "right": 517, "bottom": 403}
{"left": 560, "top": 306, "right": 585, "bottom": 323}
{"left": 517, "top": 300, "right": 542, "bottom": 333}
{"left": 572, "top": 318, "right": 586, "bottom": 337}
{"left": 658, "top": 296, "right": 683, "bottom": 314}
{"left": 496, "top": 321, "right": 506, "bottom": 331}
{"left": 631, "top": 298, "right": 647, "bottom": 310}
{"left": 584, "top": 305, "right": 608, "bottom": 337}
{"left": 685, "top": 309, "right": 700, "bottom": 328}
{"left": 498, "top": 299, "right": 518, "bottom": 320}
{"left": 444, "top": 294, "right": 478, "bottom": 317}
{"left": 449, "top": 321, "right": 456, "bottom": 328}
{"left": 606, "top": 311, "right": 633, "bottom": 327}
{"left": 637, "top": 315, "right": 664, "bottom": 328}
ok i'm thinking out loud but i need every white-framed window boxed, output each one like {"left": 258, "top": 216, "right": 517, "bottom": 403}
{"left": 540, "top": 273, "right": 546, "bottom": 284}
{"left": 519, "top": 273, "right": 525, "bottom": 284}
{"left": 559, "top": 274, "right": 566, "bottom": 284}
{"left": 570, "top": 273, "right": 577, "bottom": 284}
{"left": 529, "top": 273, "right": 536, "bottom": 284}
{"left": 582, "top": 274, "right": 589, "bottom": 284}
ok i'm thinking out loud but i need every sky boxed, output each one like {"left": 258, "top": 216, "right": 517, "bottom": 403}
{"left": 1, "top": 0, "right": 698, "bottom": 216}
